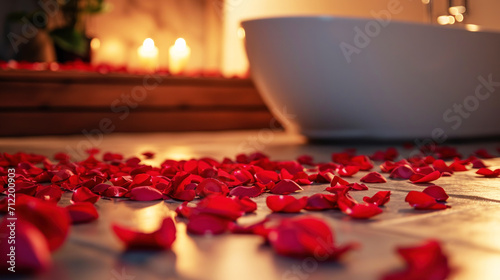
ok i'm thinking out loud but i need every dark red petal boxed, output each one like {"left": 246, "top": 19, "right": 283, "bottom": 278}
{"left": 195, "top": 195, "right": 244, "bottom": 220}
{"left": 142, "top": 151, "right": 155, "bottom": 159}
{"left": 476, "top": 168, "right": 500, "bottom": 178}
{"left": 337, "top": 166, "right": 360, "bottom": 177}
{"left": 187, "top": 213, "right": 231, "bottom": 235}
{"left": 112, "top": 217, "right": 176, "bottom": 250}
{"left": 432, "top": 160, "right": 453, "bottom": 174}
{"left": 474, "top": 148, "right": 495, "bottom": 159}
{"left": 409, "top": 171, "right": 441, "bottom": 184}
{"left": 269, "top": 179, "right": 303, "bottom": 195}
{"left": 35, "top": 185, "right": 63, "bottom": 203}
{"left": 470, "top": 158, "right": 487, "bottom": 169}
{"left": 255, "top": 170, "right": 279, "bottom": 184}
{"left": 330, "top": 175, "right": 350, "bottom": 186}
{"left": 344, "top": 203, "right": 383, "bottom": 219}
{"left": 390, "top": 165, "right": 415, "bottom": 179}
{"left": 196, "top": 178, "right": 229, "bottom": 198}
{"left": 175, "top": 201, "right": 192, "bottom": 218}
{"left": 347, "top": 182, "right": 369, "bottom": 191}
{"left": 363, "top": 191, "right": 391, "bottom": 206}
{"left": 16, "top": 196, "right": 70, "bottom": 251}
{"left": 129, "top": 186, "right": 163, "bottom": 201}
{"left": 422, "top": 186, "right": 449, "bottom": 202}
{"left": 72, "top": 186, "right": 100, "bottom": 204}
{"left": 102, "top": 186, "right": 129, "bottom": 197}
{"left": 0, "top": 219, "right": 52, "bottom": 273}
{"left": 229, "top": 185, "right": 264, "bottom": 198}
{"left": 66, "top": 202, "right": 99, "bottom": 224}
{"left": 266, "top": 195, "right": 307, "bottom": 213}
{"left": 229, "top": 218, "right": 270, "bottom": 235}
{"left": 449, "top": 161, "right": 468, "bottom": 171}
{"left": 405, "top": 191, "right": 449, "bottom": 210}
{"left": 381, "top": 240, "right": 450, "bottom": 280}
{"left": 304, "top": 193, "right": 338, "bottom": 210}
{"left": 231, "top": 196, "right": 257, "bottom": 213}
{"left": 297, "top": 155, "right": 315, "bottom": 166}
{"left": 325, "top": 183, "right": 350, "bottom": 194}
{"left": 267, "top": 216, "right": 356, "bottom": 259}
{"left": 360, "top": 172, "right": 387, "bottom": 183}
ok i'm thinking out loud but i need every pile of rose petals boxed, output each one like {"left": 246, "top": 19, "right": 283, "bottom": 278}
{"left": 0, "top": 145, "right": 497, "bottom": 275}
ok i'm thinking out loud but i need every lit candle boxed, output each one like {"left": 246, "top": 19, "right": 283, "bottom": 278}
{"left": 169, "top": 38, "right": 191, "bottom": 75}
{"left": 137, "top": 38, "right": 159, "bottom": 72}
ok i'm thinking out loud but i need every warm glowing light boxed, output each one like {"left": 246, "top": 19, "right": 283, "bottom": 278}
{"left": 465, "top": 24, "right": 480, "bottom": 32}
{"left": 455, "top": 13, "right": 464, "bottom": 22}
{"left": 448, "top": 15, "right": 456, "bottom": 24}
{"left": 421, "top": 0, "right": 430, "bottom": 4}
{"left": 449, "top": 5, "right": 466, "bottom": 15}
{"left": 437, "top": 15, "right": 451, "bottom": 25}
{"left": 137, "top": 38, "right": 159, "bottom": 72}
{"left": 237, "top": 27, "right": 246, "bottom": 39}
{"left": 164, "top": 146, "right": 193, "bottom": 161}
{"left": 132, "top": 203, "right": 167, "bottom": 232}
{"left": 169, "top": 38, "right": 191, "bottom": 75}
{"left": 90, "top": 38, "right": 100, "bottom": 50}
{"left": 93, "top": 38, "right": 125, "bottom": 66}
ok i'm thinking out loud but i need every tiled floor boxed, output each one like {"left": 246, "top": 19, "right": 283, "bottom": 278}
{"left": 1, "top": 131, "right": 499, "bottom": 280}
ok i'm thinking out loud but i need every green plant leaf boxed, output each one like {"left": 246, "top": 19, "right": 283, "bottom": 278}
{"left": 50, "top": 27, "right": 88, "bottom": 56}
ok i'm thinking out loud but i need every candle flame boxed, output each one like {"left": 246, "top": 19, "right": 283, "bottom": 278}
{"left": 174, "top": 38, "right": 187, "bottom": 49}
{"left": 143, "top": 38, "right": 155, "bottom": 49}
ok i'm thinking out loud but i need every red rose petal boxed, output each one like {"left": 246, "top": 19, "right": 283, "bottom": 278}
{"left": 304, "top": 193, "right": 338, "bottom": 211}
{"left": 474, "top": 148, "right": 494, "bottom": 159}
{"left": 72, "top": 186, "right": 100, "bottom": 204}
{"left": 267, "top": 216, "right": 357, "bottom": 259}
{"left": 422, "top": 186, "right": 449, "bottom": 202}
{"left": 325, "top": 183, "right": 350, "bottom": 194}
{"left": 266, "top": 195, "right": 308, "bottom": 213}
{"left": 337, "top": 166, "right": 360, "bottom": 177}
{"left": 390, "top": 165, "right": 415, "bottom": 179}
{"left": 255, "top": 170, "right": 279, "bottom": 184}
{"left": 270, "top": 179, "right": 303, "bottom": 195}
{"left": 432, "top": 160, "right": 453, "bottom": 174}
{"left": 409, "top": 171, "right": 441, "bottom": 184}
{"left": 16, "top": 196, "right": 70, "bottom": 251}
{"left": 344, "top": 203, "right": 383, "bottom": 219}
{"left": 231, "top": 196, "right": 257, "bottom": 213}
{"left": 187, "top": 213, "right": 231, "bottom": 235}
{"left": 229, "top": 185, "right": 264, "bottom": 198}
{"left": 66, "top": 202, "right": 99, "bottom": 224}
{"left": 360, "top": 172, "right": 387, "bottom": 183}
{"left": 297, "top": 155, "right": 315, "bottom": 166}
{"left": 331, "top": 175, "right": 350, "bottom": 186}
{"left": 0, "top": 219, "right": 52, "bottom": 273}
{"left": 449, "top": 160, "right": 468, "bottom": 171}
{"left": 229, "top": 218, "right": 270, "bottom": 235}
{"left": 194, "top": 195, "right": 244, "bottom": 220}
{"left": 112, "top": 217, "right": 176, "bottom": 250}
{"left": 347, "top": 182, "right": 369, "bottom": 191}
{"left": 381, "top": 240, "right": 450, "bottom": 280}
{"left": 129, "top": 186, "right": 164, "bottom": 201}
{"left": 405, "top": 191, "right": 449, "bottom": 210}
{"left": 470, "top": 158, "right": 487, "bottom": 169}
{"left": 142, "top": 151, "right": 155, "bottom": 159}
{"left": 102, "top": 186, "right": 129, "bottom": 197}
{"left": 476, "top": 168, "right": 500, "bottom": 178}
{"left": 196, "top": 178, "right": 229, "bottom": 198}
{"left": 363, "top": 191, "right": 391, "bottom": 206}
{"left": 35, "top": 185, "right": 63, "bottom": 203}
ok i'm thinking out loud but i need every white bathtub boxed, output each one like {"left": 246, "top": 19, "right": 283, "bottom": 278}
{"left": 242, "top": 16, "right": 500, "bottom": 140}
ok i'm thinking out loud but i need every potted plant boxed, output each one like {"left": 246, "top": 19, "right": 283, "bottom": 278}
{"left": 6, "top": 0, "right": 108, "bottom": 63}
